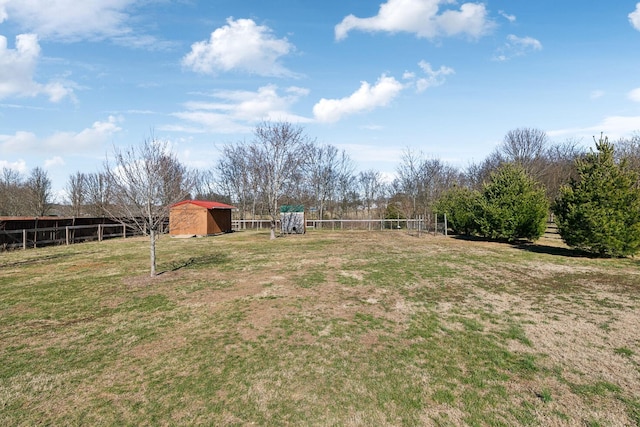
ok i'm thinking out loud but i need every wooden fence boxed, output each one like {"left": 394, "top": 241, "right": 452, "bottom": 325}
{"left": 1, "top": 221, "right": 140, "bottom": 251}
{"left": 1, "top": 224, "right": 137, "bottom": 250}
{"left": 2, "top": 216, "right": 558, "bottom": 251}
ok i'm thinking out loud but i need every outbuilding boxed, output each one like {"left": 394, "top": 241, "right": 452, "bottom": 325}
{"left": 169, "top": 200, "right": 236, "bottom": 237}
{"left": 280, "top": 205, "right": 305, "bottom": 234}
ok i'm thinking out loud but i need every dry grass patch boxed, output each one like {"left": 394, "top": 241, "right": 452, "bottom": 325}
{"left": 1, "top": 231, "right": 639, "bottom": 426}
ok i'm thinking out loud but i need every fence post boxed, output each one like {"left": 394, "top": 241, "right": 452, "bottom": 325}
{"left": 434, "top": 213, "right": 438, "bottom": 236}
{"left": 98, "top": 224, "right": 103, "bottom": 242}
{"left": 123, "top": 224, "right": 126, "bottom": 238}
{"left": 23, "top": 229, "right": 27, "bottom": 250}
{"left": 444, "top": 213, "right": 448, "bottom": 236}
{"left": 66, "top": 226, "right": 70, "bottom": 245}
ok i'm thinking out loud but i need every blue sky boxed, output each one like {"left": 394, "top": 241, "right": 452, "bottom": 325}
{"left": 1, "top": 0, "right": 640, "bottom": 197}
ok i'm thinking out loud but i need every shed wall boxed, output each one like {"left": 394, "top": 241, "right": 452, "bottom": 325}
{"left": 280, "top": 212, "right": 305, "bottom": 234}
{"left": 209, "top": 209, "right": 232, "bottom": 234}
{"left": 170, "top": 203, "right": 233, "bottom": 236}
{"left": 169, "top": 204, "right": 207, "bottom": 235}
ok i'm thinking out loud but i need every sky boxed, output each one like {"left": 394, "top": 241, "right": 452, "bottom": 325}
{"left": 1, "top": 0, "right": 640, "bottom": 198}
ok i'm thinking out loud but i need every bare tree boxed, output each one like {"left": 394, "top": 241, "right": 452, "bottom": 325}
{"left": 395, "top": 149, "right": 459, "bottom": 218}
{"left": 464, "top": 152, "right": 503, "bottom": 191}
{"left": 615, "top": 133, "right": 640, "bottom": 181}
{"left": 499, "top": 127, "right": 549, "bottom": 179}
{"left": 250, "top": 122, "right": 314, "bottom": 239}
{"left": 26, "top": 167, "right": 52, "bottom": 216}
{"left": 65, "top": 171, "right": 87, "bottom": 217}
{"left": 331, "top": 152, "right": 357, "bottom": 218}
{"left": 305, "top": 144, "right": 337, "bottom": 221}
{"left": 420, "top": 158, "right": 459, "bottom": 213}
{"left": 217, "top": 142, "right": 259, "bottom": 224}
{"left": 542, "top": 139, "right": 584, "bottom": 202}
{"left": 358, "top": 170, "right": 385, "bottom": 219}
{"left": 395, "top": 148, "right": 423, "bottom": 218}
{"left": 193, "top": 169, "right": 230, "bottom": 203}
{"left": 0, "top": 167, "right": 26, "bottom": 216}
{"left": 305, "top": 144, "right": 356, "bottom": 221}
{"left": 85, "top": 172, "right": 112, "bottom": 217}
{"left": 105, "top": 138, "right": 195, "bottom": 276}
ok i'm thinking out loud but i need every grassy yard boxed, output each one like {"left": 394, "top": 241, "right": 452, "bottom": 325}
{"left": 1, "top": 230, "right": 639, "bottom": 426}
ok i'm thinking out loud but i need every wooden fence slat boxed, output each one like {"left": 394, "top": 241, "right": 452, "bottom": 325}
{"left": 1, "top": 223, "right": 141, "bottom": 251}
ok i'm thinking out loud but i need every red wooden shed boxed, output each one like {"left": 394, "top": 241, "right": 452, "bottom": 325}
{"left": 169, "top": 200, "right": 236, "bottom": 237}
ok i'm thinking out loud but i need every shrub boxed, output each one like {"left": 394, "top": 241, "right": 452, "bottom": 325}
{"left": 435, "top": 186, "right": 481, "bottom": 235}
{"left": 553, "top": 136, "right": 640, "bottom": 257}
{"left": 384, "top": 202, "right": 406, "bottom": 229}
{"left": 476, "top": 164, "right": 549, "bottom": 242}
{"left": 436, "top": 165, "right": 548, "bottom": 242}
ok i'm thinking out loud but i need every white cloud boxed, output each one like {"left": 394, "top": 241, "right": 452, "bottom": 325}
{"left": 169, "top": 85, "right": 311, "bottom": 133}
{"left": 0, "top": 0, "right": 135, "bottom": 41}
{"left": 0, "top": 1, "right": 7, "bottom": 23}
{"left": 548, "top": 116, "right": 640, "bottom": 141}
{"left": 628, "top": 88, "right": 640, "bottom": 102}
{"left": 339, "top": 143, "right": 404, "bottom": 165}
{"left": 112, "top": 34, "right": 178, "bottom": 51}
{"left": 0, "top": 33, "right": 74, "bottom": 101}
{"left": 630, "top": 3, "right": 640, "bottom": 31}
{"left": 0, "top": 116, "right": 122, "bottom": 154}
{"left": 414, "top": 61, "right": 454, "bottom": 92}
{"left": 335, "top": 0, "right": 494, "bottom": 41}
{"left": 0, "top": 1, "right": 171, "bottom": 48}
{"left": 0, "top": 130, "right": 38, "bottom": 152}
{"left": 182, "top": 18, "right": 295, "bottom": 77}
{"left": 0, "top": 159, "right": 27, "bottom": 173}
{"left": 44, "top": 156, "right": 65, "bottom": 168}
{"left": 493, "top": 34, "right": 542, "bottom": 61}
{"left": 313, "top": 75, "right": 405, "bottom": 123}
{"left": 45, "top": 116, "right": 122, "bottom": 151}
{"left": 499, "top": 10, "right": 516, "bottom": 23}
{"left": 590, "top": 90, "right": 605, "bottom": 100}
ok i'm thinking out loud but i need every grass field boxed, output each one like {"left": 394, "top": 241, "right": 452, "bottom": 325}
{"left": 1, "top": 230, "right": 639, "bottom": 426}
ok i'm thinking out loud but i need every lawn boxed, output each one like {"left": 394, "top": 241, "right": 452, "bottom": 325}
{"left": 1, "top": 230, "right": 639, "bottom": 426}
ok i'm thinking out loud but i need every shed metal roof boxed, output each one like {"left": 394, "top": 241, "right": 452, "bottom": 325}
{"left": 171, "top": 200, "right": 236, "bottom": 210}
{"left": 280, "top": 205, "right": 304, "bottom": 213}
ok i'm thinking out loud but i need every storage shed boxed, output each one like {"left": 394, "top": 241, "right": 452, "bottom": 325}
{"left": 280, "top": 205, "right": 305, "bottom": 234}
{"left": 169, "top": 200, "right": 236, "bottom": 237}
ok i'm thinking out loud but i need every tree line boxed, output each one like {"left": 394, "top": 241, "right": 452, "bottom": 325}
{"left": 2, "top": 122, "right": 640, "bottom": 262}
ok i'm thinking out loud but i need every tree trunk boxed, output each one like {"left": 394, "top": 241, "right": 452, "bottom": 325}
{"left": 270, "top": 220, "right": 276, "bottom": 240}
{"left": 150, "top": 228, "right": 157, "bottom": 277}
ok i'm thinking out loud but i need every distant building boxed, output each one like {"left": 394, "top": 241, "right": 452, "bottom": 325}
{"left": 169, "top": 200, "right": 236, "bottom": 237}
{"left": 280, "top": 205, "right": 305, "bottom": 234}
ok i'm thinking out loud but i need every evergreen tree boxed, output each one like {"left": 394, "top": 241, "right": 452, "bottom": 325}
{"left": 553, "top": 135, "right": 640, "bottom": 257}
{"left": 435, "top": 186, "right": 480, "bottom": 235}
{"left": 436, "top": 164, "right": 548, "bottom": 242}
{"left": 477, "top": 164, "right": 549, "bottom": 242}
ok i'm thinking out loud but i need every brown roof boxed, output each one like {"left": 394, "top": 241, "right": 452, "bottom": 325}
{"left": 171, "top": 200, "right": 236, "bottom": 210}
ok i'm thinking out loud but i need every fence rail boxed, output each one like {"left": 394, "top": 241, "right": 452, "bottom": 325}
{"left": 1, "top": 223, "right": 139, "bottom": 251}
{"left": 4, "top": 215, "right": 559, "bottom": 252}
{"left": 232, "top": 216, "right": 449, "bottom": 235}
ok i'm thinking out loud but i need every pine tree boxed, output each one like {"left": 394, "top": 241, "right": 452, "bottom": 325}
{"left": 553, "top": 135, "right": 640, "bottom": 257}
{"left": 435, "top": 186, "right": 480, "bottom": 235}
{"left": 477, "top": 164, "right": 549, "bottom": 242}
